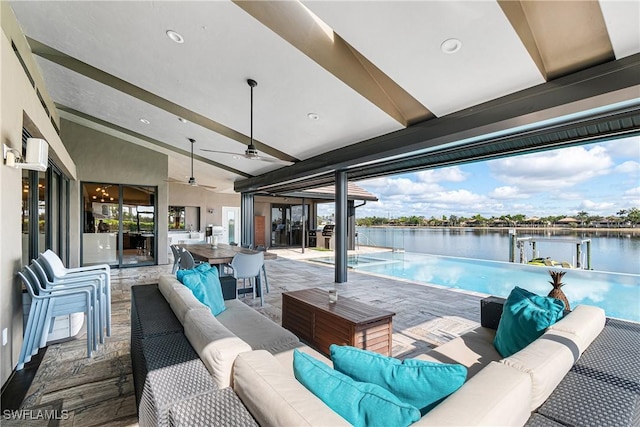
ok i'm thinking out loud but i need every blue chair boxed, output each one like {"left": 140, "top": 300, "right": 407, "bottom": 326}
{"left": 17, "top": 266, "right": 94, "bottom": 370}
{"left": 40, "top": 250, "right": 111, "bottom": 337}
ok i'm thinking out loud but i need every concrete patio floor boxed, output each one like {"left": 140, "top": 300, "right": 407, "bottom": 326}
{"left": 8, "top": 248, "right": 489, "bottom": 426}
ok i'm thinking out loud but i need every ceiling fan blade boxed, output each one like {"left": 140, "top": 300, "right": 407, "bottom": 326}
{"left": 200, "top": 149, "right": 245, "bottom": 157}
{"left": 253, "top": 156, "right": 294, "bottom": 165}
{"left": 165, "top": 178, "right": 217, "bottom": 191}
{"left": 201, "top": 148, "right": 294, "bottom": 165}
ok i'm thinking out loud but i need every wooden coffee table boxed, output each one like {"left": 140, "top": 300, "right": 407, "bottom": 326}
{"left": 282, "top": 288, "right": 396, "bottom": 357}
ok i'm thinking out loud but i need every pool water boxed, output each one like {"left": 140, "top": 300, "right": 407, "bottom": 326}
{"left": 311, "top": 252, "right": 640, "bottom": 322}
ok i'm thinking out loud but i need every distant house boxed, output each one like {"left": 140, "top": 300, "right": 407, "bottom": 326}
{"left": 557, "top": 217, "right": 578, "bottom": 227}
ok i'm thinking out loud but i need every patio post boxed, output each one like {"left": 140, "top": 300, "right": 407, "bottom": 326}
{"left": 335, "top": 170, "right": 348, "bottom": 283}
{"left": 241, "top": 192, "right": 254, "bottom": 248}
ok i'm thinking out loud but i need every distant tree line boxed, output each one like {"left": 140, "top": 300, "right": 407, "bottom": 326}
{"left": 355, "top": 207, "right": 640, "bottom": 228}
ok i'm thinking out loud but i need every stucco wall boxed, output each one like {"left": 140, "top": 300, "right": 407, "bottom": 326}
{"left": 61, "top": 119, "right": 170, "bottom": 266}
{"left": 0, "top": 8, "right": 76, "bottom": 385}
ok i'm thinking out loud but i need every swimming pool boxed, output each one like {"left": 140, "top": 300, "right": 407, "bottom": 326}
{"left": 311, "top": 252, "right": 640, "bottom": 322}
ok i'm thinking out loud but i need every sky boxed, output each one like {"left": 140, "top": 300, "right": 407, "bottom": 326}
{"left": 317, "top": 136, "right": 640, "bottom": 220}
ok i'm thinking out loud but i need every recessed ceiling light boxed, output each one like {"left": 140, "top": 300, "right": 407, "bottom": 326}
{"left": 441, "top": 38, "right": 462, "bottom": 54}
{"left": 178, "top": 117, "right": 188, "bottom": 123}
{"left": 139, "top": 118, "right": 150, "bottom": 124}
{"left": 307, "top": 113, "right": 320, "bottom": 120}
{"left": 166, "top": 30, "right": 184, "bottom": 44}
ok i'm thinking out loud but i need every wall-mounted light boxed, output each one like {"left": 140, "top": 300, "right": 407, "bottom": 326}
{"left": 3, "top": 138, "right": 48, "bottom": 171}
{"left": 208, "top": 208, "right": 214, "bottom": 214}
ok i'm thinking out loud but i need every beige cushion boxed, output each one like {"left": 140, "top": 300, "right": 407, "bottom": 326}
{"left": 158, "top": 274, "right": 182, "bottom": 295}
{"left": 233, "top": 350, "right": 350, "bottom": 427}
{"left": 217, "top": 299, "right": 300, "bottom": 353}
{"left": 500, "top": 329, "right": 579, "bottom": 410}
{"left": 548, "top": 305, "right": 605, "bottom": 353}
{"left": 414, "top": 326, "right": 501, "bottom": 380}
{"left": 272, "top": 343, "right": 332, "bottom": 376}
{"left": 170, "top": 286, "right": 203, "bottom": 320}
{"left": 415, "top": 362, "right": 532, "bottom": 426}
{"left": 183, "top": 309, "right": 251, "bottom": 388}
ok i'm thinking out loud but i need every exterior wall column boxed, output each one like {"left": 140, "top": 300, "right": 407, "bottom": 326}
{"left": 335, "top": 170, "right": 348, "bottom": 283}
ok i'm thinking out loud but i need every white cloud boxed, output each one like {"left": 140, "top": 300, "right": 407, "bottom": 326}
{"left": 415, "top": 167, "right": 468, "bottom": 183}
{"left": 576, "top": 200, "right": 616, "bottom": 213}
{"left": 489, "top": 145, "right": 613, "bottom": 190}
{"left": 601, "top": 136, "right": 640, "bottom": 158}
{"left": 622, "top": 186, "right": 640, "bottom": 206}
{"left": 489, "top": 186, "right": 529, "bottom": 199}
{"left": 615, "top": 160, "right": 640, "bottom": 175}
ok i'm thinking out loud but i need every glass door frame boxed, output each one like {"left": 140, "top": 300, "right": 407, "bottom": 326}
{"left": 270, "top": 203, "right": 309, "bottom": 248}
{"left": 80, "top": 182, "right": 157, "bottom": 268}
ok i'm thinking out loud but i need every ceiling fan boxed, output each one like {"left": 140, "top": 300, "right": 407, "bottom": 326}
{"left": 166, "top": 138, "right": 217, "bottom": 191}
{"left": 201, "top": 79, "right": 294, "bottom": 165}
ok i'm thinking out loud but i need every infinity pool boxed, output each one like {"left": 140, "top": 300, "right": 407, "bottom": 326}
{"left": 311, "top": 252, "right": 640, "bottom": 322}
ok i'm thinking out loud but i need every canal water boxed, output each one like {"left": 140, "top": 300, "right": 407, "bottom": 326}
{"left": 356, "top": 227, "right": 640, "bottom": 275}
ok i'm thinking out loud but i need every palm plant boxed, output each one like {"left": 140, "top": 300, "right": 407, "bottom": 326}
{"left": 548, "top": 270, "right": 570, "bottom": 311}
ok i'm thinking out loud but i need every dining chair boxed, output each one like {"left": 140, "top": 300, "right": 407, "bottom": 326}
{"left": 17, "top": 266, "right": 94, "bottom": 370}
{"left": 255, "top": 245, "right": 270, "bottom": 294}
{"left": 227, "top": 252, "right": 265, "bottom": 305}
{"left": 39, "top": 250, "right": 112, "bottom": 337}
{"left": 179, "top": 248, "right": 198, "bottom": 270}
{"left": 170, "top": 244, "right": 182, "bottom": 274}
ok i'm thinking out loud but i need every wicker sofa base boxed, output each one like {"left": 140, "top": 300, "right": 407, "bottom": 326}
{"left": 130, "top": 284, "right": 257, "bottom": 427}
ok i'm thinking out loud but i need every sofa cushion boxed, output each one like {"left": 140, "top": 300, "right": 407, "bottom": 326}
{"left": 234, "top": 350, "right": 350, "bottom": 427}
{"left": 160, "top": 279, "right": 209, "bottom": 325}
{"left": 331, "top": 345, "right": 466, "bottom": 415}
{"left": 293, "top": 349, "right": 421, "bottom": 427}
{"left": 217, "top": 299, "right": 299, "bottom": 353}
{"left": 414, "top": 361, "right": 532, "bottom": 426}
{"left": 494, "top": 286, "right": 565, "bottom": 357}
{"left": 273, "top": 343, "right": 332, "bottom": 376}
{"left": 183, "top": 309, "right": 252, "bottom": 388}
{"left": 178, "top": 264, "right": 226, "bottom": 316}
{"left": 500, "top": 329, "right": 580, "bottom": 410}
{"left": 547, "top": 305, "right": 605, "bottom": 353}
{"left": 414, "top": 326, "right": 500, "bottom": 380}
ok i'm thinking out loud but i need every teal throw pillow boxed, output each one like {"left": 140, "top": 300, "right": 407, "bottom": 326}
{"left": 494, "top": 286, "right": 565, "bottom": 357}
{"left": 293, "top": 349, "right": 420, "bottom": 427}
{"left": 179, "top": 265, "right": 226, "bottom": 316}
{"left": 330, "top": 345, "right": 467, "bottom": 415}
{"left": 176, "top": 262, "right": 211, "bottom": 282}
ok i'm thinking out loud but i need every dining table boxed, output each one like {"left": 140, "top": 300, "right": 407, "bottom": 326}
{"left": 181, "top": 243, "right": 277, "bottom": 265}
{"left": 180, "top": 243, "right": 276, "bottom": 299}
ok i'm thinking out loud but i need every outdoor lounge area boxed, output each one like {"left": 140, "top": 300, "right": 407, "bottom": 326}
{"left": 3, "top": 252, "right": 639, "bottom": 426}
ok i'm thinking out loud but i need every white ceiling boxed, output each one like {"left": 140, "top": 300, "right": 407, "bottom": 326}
{"left": 9, "top": 0, "right": 640, "bottom": 193}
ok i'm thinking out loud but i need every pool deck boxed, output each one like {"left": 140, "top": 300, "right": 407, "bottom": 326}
{"left": 7, "top": 249, "right": 487, "bottom": 426}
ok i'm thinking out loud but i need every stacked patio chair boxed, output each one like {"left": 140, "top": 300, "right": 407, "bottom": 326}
{"left": 39, "top": 249, "right": 111, "bottom": 338}
{"left": 17, "top": 264, "right": 97, "bottom": 370}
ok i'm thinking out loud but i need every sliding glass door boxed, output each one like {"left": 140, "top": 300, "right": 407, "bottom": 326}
{"left": 270, "top": 203, "right": 309, "bottom": 247}
{"left": 82, "top": 182, "right": 156, "bottom": 267}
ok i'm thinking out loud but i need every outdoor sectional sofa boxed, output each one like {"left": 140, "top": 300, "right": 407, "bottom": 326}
{"left": 131, "top": 273, "right": 636, "bottom": 426}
